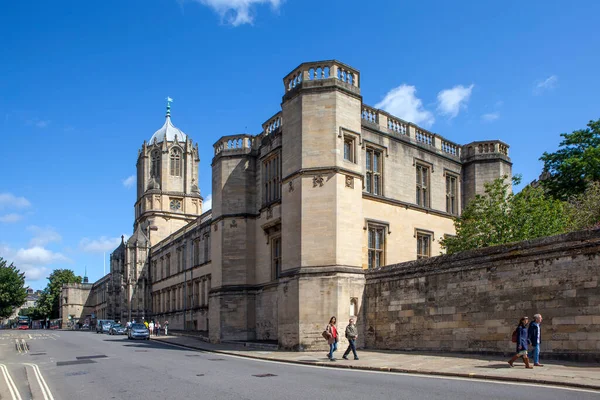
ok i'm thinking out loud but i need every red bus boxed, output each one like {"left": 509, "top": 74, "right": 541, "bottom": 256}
{"left": 17, "top": 316, "right": 30, "bottom": 330}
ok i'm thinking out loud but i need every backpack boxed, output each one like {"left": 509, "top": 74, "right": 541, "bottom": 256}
{"left": 511, "top": 329, "right": 518, "bottom": 343}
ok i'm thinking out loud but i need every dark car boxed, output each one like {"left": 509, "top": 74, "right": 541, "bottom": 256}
{"left": 128, "top": 323, "right": 150, "bottom": 340}
{"left": 109, "top": 323, "right": 126, "bottom": 335}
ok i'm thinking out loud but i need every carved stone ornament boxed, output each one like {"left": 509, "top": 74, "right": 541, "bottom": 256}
{"left": 313, "top": 174, "right": 324, "bottom": 187}
{"left": 266, "top": 208, "right": 273, "bottom": 220}
{"left": 345, "top": 175, "right": 354, "bottom": 188}
{"left": 288, "top": 181, "right": 294, "bottom": 192}
{"left": 230, "top": 219, "right": 238, "bottom": 228}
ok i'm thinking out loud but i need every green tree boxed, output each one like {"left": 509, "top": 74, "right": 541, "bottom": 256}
{"left": 566, "top": 180, "right": 600, "bottom": 231}
{"left": 540, "top": 119, "right": 600, "bottom": 200}
{"left": 0, "top": 258, "right": 28, "bottom": 319}
{"left": 36, "top": 269, "right": 82, "bottom": 319}
{"left": 441, "top": 176, "right": 569, "bottom": 254}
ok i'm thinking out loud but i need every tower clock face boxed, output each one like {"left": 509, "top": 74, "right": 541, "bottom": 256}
{"left": 170, "top": 199, "right": 182, "bottom": 210}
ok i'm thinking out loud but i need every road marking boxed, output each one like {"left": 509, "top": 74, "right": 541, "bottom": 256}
{"left": 28, "top": 334, "right": 32, "bottom": 339}
{"left": 15, "top": 339, "right": 22, "bottom": 354}
{"left": 25, "top": 363, "right": 55, "bottom": 400}
{"left": 0, "top": 364, "right": 23, "bottom": 400}
{"left": 155, "top": 340, "right": 600, "bottom": 394}
{"left": 21, "top": 339, "right": 28, "bottom": 354}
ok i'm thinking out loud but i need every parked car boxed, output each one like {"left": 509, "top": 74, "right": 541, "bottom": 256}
{"left": 127, "top": 323, "right": 150, "bottom": 340}
{"left": 109, "top": 323, "right": 126, "bottom": 335}
{"left": 96, "top": 319, "right": 116, "bottom": 333}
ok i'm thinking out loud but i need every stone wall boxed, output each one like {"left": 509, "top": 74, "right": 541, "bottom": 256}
{"left": 364, "top": 229, "right": 600, "bottom": 361}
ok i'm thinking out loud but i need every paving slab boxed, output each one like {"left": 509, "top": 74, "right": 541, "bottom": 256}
{"left": 152, "top": 334, "right": 600, "bottom": 391}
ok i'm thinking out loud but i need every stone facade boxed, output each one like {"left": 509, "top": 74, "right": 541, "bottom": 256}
{"left": 364, "top": 229, "right": 600, "bottom": 360}
{"left": 63, "top": 60, "right": 510, "bottom": 349}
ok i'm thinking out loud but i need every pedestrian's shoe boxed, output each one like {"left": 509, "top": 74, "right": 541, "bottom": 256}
{"left": 330, "top": 358, "right": 336, "bottom": 361}
{"left": 524, "top": 358, "right": 533, "bottom": 369}
{"left": 354, "top": 357, "right": 359, "bottom": 360}
{"left": 342, "top": 356, "right": 348, "bottom": 360}
{"left": 534, "top": 363, "right": 544, "bottom": 367}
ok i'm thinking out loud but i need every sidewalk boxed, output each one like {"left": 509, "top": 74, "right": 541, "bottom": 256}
{"left": 152, "top": 334, "right": 600, "bottom": 391}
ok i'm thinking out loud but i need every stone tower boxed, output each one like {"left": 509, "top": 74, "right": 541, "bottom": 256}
{"left": 461, "top": 140, "right": 512, "bottom": 207}
{"left": 278, "top": 61, "right": 366, "bottom": 349}
{"left": 134, "top": 100, "right": 203, "bottom": 246}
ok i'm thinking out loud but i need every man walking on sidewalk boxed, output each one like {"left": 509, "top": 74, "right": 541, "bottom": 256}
{"left": 528, "top": 314, "right": 543, "bottom": 366}
{"left": 342, "top": 318, "right": 359, "bottom": 360}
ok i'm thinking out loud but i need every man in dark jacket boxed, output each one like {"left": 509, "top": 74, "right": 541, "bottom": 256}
{"left": 528, "top": 314, "right": 543, "bottom": 366}
{"left": 342, "top": 318, "right": 359, "bottom": 360}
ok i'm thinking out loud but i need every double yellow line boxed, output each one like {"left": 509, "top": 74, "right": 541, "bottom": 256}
{"left": 15, "top": 339, "right": 28, "bottom": 354}
{"left": 24, "top": 363, "right": 55, "bottom": 400}
{"left": 0, "top": 364, "right": 55, "bottom": 400}
{"left": 0, "top": 364, "right": 22, "bottom": 400}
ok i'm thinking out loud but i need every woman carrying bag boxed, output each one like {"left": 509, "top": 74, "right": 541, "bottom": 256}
{"left": 324, "top": 316, "right": 339, "bottom": 361}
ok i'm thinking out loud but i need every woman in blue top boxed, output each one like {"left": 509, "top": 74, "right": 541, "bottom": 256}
{"left": 508, "top": 316, "right": 533, "bottom": 368}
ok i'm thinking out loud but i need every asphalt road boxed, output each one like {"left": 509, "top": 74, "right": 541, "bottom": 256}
{"left": 0, "top": 330, "right": 597, "bottom": 400}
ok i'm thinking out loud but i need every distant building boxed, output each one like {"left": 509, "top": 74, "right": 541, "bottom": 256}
{"left": 62, "top": 60, "right": 511, "bottom": 348}
{"left": 1, "top": 288, "right": 42, "bottom": 325}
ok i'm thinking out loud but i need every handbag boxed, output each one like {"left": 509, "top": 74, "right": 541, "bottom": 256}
{"left": 322, "top": 329, "right": 331, "bottom": 340}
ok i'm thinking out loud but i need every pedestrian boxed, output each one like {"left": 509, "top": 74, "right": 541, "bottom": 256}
{"left": 164, "top": 321, "right": 169, "bottom": 336}
{"left": 325, "top": 316, "right": 339, "bottom": 361}
{"left": 155, "top": 321, "right": 161, "bottom": 336}
{"left": 342, "top": 318, "right": 359, "bottom": 360}
{"left": 508, "top": 316, "right": 533, "bottom": 368}
{"left": 528, "top": 314, "right": 543, "bottom": 367}
{"left": 149, "top": 320, "right": 154, "bottom": 336}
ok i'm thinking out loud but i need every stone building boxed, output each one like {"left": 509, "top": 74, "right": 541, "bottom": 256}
{"left": 62, "top": 60, "right": 510, "bottom": 349}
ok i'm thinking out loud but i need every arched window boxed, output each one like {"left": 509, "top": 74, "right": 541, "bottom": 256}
{"left": 170, "top": 148, "right": 182, "bottom": 176}
{"left": 151, "top": 150, "right": 161, "bottom": 178}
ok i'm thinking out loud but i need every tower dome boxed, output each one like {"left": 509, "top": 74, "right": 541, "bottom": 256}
{"left": 148, "top": 99, "right": 187, "bottom": 144}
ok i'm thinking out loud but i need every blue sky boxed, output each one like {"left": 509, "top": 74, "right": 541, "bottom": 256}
{"left": 1, "top": 0, "right": 599, "bottom": 289}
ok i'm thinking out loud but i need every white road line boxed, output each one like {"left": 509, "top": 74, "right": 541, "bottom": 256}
{"left": 0, "top": 364, "right": 23, "bottom": 400}
{"left": 28, "top": 334, "right": 32, "bottom": 339}
{"left": 15, "top": 339, "right": 21, "bottom": 354}
{"left": 155, "top": 340, "right": 600, "bottom": 394}
{"left": 25, "top": 363, "right": 55, "bottom": 400}
{"left": 21, "top": 339, "right": 28, "bottom": 354}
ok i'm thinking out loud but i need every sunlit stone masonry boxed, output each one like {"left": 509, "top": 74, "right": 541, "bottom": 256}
{"left": 61, "top": 60, "right": 511, "bottom": 350}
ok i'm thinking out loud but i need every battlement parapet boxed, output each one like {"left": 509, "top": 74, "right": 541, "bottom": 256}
{"left": 462, "top": 140, "right": 510, "bottom": 163}
{"left": 361, "top": 103, "right": 462, "bottom": 159}
{"left": 213, "top": 134, "right": 255, "bottom": 157}
{"left": 282, "top": 60, "right": 360, "bottom": 99}
{"left": 262, "top": 112, "right": 282, "bottom": 136}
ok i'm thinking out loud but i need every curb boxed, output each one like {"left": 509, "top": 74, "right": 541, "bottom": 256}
{"left": 152, "top": 338, "right": 600, "bottom": 392}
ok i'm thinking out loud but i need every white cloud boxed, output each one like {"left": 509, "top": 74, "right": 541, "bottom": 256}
{"left": 27, "top": 225, "right": 62, "bottom": 247}
{"left": 0, "top": 213, "right": 23, "bottom": 223}
{"left": 481, "top": 112, "right": 500, "bottom": 122}
{"left": 536, "top": 75, "right": 558, "bottom": 92}
{"left": 79, "top": 236, "right": 125, "bottom": 253}
{"left": 190, "top": 0, "right": 282, "bottom": 26}
{"left": 375, "top": 85, "right": 435, "bottom": 128}
{"left": 0, "top": 244, "right": 67, "bottom": 282}
{"left": 534, "top": 75, "right": 558, "bottom": 95}
{"left": 436, "top": 84, "right": 474, "bottom": 118}
{"left": 0, "top": 193, "right": 31, "bottom": 209}
{"left": 21, "top": 266, "right": 50, "bottom": 281}
{"left": 25, "top": 118, "right": 51, "bottom": 128}
{"left": 13, "top": 246, "right": 70, "bottom": 265}
{"left": 203, "top": 194, "right": 212, "bottom": 211}
{"left": 122, "top": 175, "right": 136, "bottom": 188}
